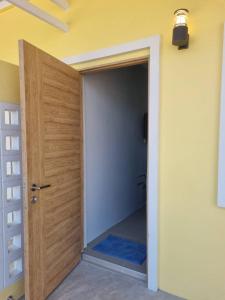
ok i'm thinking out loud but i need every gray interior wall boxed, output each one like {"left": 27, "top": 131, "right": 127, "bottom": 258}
{"left": 84, "top": 65, "right": 148, "bottom": 243}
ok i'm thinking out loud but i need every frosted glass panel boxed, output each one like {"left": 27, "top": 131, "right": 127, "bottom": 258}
{"left": 13, "top": 186, "right": 21, "bottom": 200}
{"left": 4, "top": 110, "right": 19, "bottom": 126}
{"left": 9, "top": 258, "right": 23, "bottom": 277}
{"left": 7, "top": 212, "right": 13, "bottom": 225}
{"left": 6, "top": 162, "right": 12, "bottom": 176}
{"left": 11, "top": 136, "right": 19, "bottom": 150}
{"left": 7, "top": 210, "right": 21, "bottom": 227}
{"left": 6, "top": 186, "right": 21, "bottom": 202}
{"left": 5, "top": 136, "right": 20, "bottom": 151}
{"left": 11, "top": 111, "right": 19, "bottom": 125}
{"left": 12, "top": 161, "right": 20, "bottom": 175}
{"left": 8, "top": 234, "right": 22, "bottom": 252}
{"left": 5, "top": 136, "right": 11, "bottom": 150}
{"left": 6, "top": 187, "right": 13, "bottom": 200}
{"left": 6, "top": 161, "right": 20, "bottom": 176}
{"left": 4, "top": 111, "right": 10, "bottom": 125}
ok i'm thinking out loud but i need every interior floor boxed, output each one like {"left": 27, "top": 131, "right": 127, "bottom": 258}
{"left": 84, "top": 206, "right": 147, "bottom": 274}
{"left": 45, "top": 261, "right": 183, "bottom": 300}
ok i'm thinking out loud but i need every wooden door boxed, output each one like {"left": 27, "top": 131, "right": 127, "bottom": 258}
{"left": 19, "top": 41, "right": 83, "bottom": 300}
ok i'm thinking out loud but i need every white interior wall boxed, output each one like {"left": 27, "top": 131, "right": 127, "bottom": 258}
{"left": 84, "top": 65, "right": 148, "bottom": 243}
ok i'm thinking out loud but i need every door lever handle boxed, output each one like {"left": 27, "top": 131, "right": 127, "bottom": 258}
{"left": 31, "top": 184, "right": 51, "bottom": 191}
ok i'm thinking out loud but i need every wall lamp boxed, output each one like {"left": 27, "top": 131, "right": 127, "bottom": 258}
{"left": 172, "top": 9, "right": 189, "bottom": 50}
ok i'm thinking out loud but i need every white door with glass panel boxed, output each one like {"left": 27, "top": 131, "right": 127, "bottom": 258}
{"left": 0, "top": 103, "right": 23, "bottom": 291}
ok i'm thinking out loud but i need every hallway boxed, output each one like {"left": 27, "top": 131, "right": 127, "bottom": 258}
{"left": 84, "top": 207, "right": 147, "bottom": 274}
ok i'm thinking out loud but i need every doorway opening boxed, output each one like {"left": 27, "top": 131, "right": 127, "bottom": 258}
{"left": 82, "top": 62, "right": 148, "bottom": 277}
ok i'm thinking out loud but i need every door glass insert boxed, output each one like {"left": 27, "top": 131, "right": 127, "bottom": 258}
{"left": 12, "top": 161, "right": 20, "bottom": 175}
{"left": 5, "top": 136, "right": 20, "bottom": 151}
{"left": 6, "top": 161, "right": 12, "bottom": 176}
{"left": 9, "top": 258, "right": 23, "bottom": 277}
{"left": 4, "top": 110, "right": 19, "bottom": 126}
{"left": 4, "top": 110, "right": 10, "bottom": 125}
{"left": 11, "top": 111, "right": 19, "bottom": 125}
{"left": 5, "top": 136, "right": 11, "bottom": 150}
{"left": 8, "top": 234, "right": 22, "bottom": 252}
{"left": 6, "top": 161, "right": 20, "bottom": 176}
{"left": 7, "top": 210, "right": 22, "bottom": 227}
{"left": 6, "top": 186, "right": 21, "bottom": 202}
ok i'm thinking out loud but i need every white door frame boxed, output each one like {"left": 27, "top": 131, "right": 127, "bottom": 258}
{"left": 62, "top": 35, "right": 160, "bottom": 291}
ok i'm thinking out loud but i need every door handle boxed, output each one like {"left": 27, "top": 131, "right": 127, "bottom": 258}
{"left": 31, "top": 184, "right": 51, "bottom": 191}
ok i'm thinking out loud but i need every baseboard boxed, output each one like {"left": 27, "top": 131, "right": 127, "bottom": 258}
{"left": 82, "top": 253, "right": 147, "bottom": 281}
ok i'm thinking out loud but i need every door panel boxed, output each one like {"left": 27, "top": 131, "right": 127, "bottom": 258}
{"left": 19, "top": 41, "right": 83, "bottom": 300}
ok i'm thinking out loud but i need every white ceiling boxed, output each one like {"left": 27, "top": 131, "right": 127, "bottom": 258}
{"left": 0, "top": 1, "right": 11, "bottom": 10}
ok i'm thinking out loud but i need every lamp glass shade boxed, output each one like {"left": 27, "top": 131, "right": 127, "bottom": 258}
{"left": 174, "top": 9, "right": 189, "bottom": 27}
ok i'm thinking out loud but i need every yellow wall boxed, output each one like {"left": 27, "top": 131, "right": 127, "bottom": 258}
{"left": 0, "top": 1, "right": 224, "bottom": 299}
{"left": 0, "top": 60, "right": 19, "bottom": 103}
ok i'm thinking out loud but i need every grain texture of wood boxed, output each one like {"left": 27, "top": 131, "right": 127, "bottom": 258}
{"left": 19, "top": 40, "right": 83, "bottom": 300}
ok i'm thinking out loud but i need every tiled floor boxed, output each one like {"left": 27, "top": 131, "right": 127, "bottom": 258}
{"left": 21, "top": 209, "right": 184, "bottom": 300}
{"left": 46, "top": 261, "right": 183, "bottom": 300}
{"left": 84, "top": 207, "right": 147, "bottom": 274}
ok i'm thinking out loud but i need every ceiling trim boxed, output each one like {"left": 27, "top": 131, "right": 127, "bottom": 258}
{"left": 7, "top": 0, "right": 69, "bottom": 32}
{"left": 51, "top": 0, "right": 69, "bottom": 10}
{"left": 0, "top": 1, "right": 11, "bottom": 10}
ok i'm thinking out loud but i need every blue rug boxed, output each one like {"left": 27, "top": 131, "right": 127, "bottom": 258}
{"left": 92, "top": 234, "right": 146, "bottom": 265}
